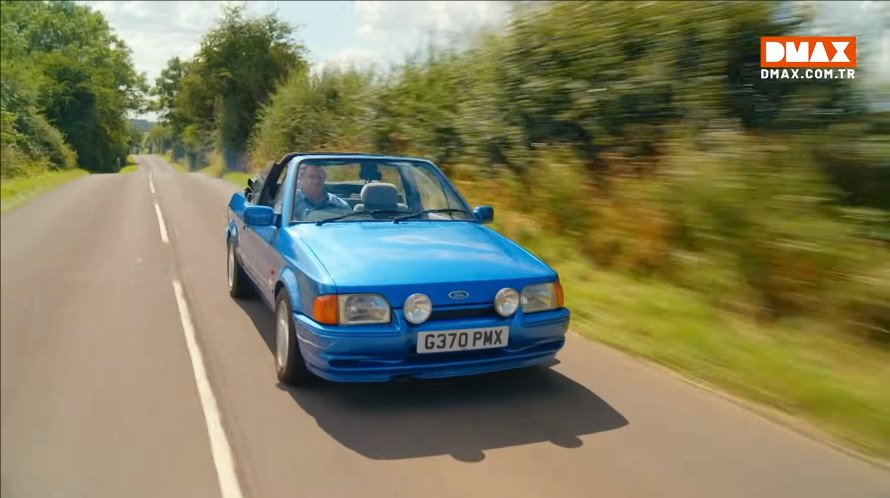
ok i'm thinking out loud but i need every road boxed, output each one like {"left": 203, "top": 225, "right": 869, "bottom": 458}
{"left": 2, "top": 154, "right": 888, "bottom": 498}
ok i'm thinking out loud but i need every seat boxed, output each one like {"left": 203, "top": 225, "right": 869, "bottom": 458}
{"left": 354, "top": 183, "right": 408, "bottom": 212}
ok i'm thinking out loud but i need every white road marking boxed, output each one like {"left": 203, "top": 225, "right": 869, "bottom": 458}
{"left": 153, "top": 202, "right": 169, "bottom": 243}
{"left": 172, "top": 279, "right": 245, "bottom": 498}
{"left": 149, "top": 174, "right": 156, "bottom": 194}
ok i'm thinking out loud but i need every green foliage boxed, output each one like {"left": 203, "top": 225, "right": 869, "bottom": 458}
{"left": 370, "top": 48, "right": 464, "bottom": 165}
{"left": 146, "top": 124, "right": 173, "bottom": 155}
{"left": 1, "top": 53, "right": 77, "bottom": 178}
{"left": 250, "top": 67, "right": 376, "bottom": 162}
{"left": 1, "top": 0, "right": 147, "bottom": 174}
{"left": 151, "top": 57, "right": 188, "bottom": 134}
{"left": 657, "top": 134, "right": 881, "bottom": 323}
{"left": 171, "top": 4, "right": 307, "bottom": 169}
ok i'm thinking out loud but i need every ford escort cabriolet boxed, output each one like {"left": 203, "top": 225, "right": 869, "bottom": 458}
{"left": 226, "top": 152, "right": 570, "bottom": 386}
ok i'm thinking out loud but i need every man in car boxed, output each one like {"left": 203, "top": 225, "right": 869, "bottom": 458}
{"left": 292, "top": 164, "right": 350, "bottom": 219}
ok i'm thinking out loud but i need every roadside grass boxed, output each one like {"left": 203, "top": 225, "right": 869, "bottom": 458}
{"left": 195, "top": 155, "right": 251, "bottom": 187}
{"left": 119, "top": 157, "right": 138, "bottom": 174}
{"left": 458, "top": 182, "right": 890, "bottom": 462}
{"left": 563, "top": 261, "right": 890, "bottom": 460}
{"left": 161, "top": 152, "right": 189, "bottom": 173}
{"left": 1, "top": 168, "right": 90, "bottom": 214}
{"left": 155, "top": 152, "right": 247, "bottom": 187}
{"left": 222, "top": 171, "right": 251, "bottom": 187}
{"left": 196, "top": 162, "right": 223, "bottom": 178}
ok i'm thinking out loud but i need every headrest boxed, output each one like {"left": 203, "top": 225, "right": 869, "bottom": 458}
{"left": 360, "top": 183, "right": 399, "bottom": 206}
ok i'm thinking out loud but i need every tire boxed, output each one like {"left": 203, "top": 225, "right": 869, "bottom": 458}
{"left": 227, "top": 238, "right": 253, "bottom": 299}
{"left": 274, "top": 291, "right": 314, "bottom": 386}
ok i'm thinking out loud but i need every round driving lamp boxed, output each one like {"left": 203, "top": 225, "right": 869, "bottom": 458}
{"left": 494, "top": 288, "right": 520, "bottom": 317}
{"left": 404, "top": 293, "right": 432, "bottom": 324}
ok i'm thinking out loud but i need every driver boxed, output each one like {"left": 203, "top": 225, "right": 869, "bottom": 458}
{"left": 293, "top": 164, "right": 350, "bottom": 218}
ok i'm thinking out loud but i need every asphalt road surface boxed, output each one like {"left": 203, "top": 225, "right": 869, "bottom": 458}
{"left": 2, "top": 155, "right": 888, "bottom": 498}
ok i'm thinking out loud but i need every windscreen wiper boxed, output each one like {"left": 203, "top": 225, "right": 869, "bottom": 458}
{"left": 315, "top": 210, "right": 406, "bottom": 226}
{"left": 393, "top": 209, "right": 470, "bottom": 223}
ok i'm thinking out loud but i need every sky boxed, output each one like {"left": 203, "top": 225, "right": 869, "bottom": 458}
{"left": 78, "top": 1, "right": 888, "bottom": 119}
{"left": 79, "top": 1, "right": 513, "bottom": 84}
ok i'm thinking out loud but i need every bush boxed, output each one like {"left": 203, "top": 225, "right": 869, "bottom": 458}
{"left": 457, "top": 129, "right": 888, "bottom": 341}
{"left": 0, "top": 78, "right": 77, "bottom": 179}
{"left": 250, "top": 67, "right": 376, "bottom": 164}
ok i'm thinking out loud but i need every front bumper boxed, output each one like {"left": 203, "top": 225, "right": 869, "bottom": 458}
{"left": 293, "top": 307, "right": 570, "bottom": 382}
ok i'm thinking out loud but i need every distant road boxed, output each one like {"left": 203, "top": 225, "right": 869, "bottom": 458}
{"left": 2, "top": 154, "right": 888, "bottom": 498}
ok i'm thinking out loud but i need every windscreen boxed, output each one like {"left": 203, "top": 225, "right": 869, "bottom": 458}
{"left": 289, "top": 159, "right": 474, "bottom": 223}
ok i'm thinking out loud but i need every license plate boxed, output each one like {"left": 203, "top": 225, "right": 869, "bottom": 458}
{"left": 416, "top": 326, "right": 509, "bottom": 354}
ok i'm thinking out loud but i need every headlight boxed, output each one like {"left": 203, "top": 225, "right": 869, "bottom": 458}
{"left": 494, "top": 288, "right": 520, "bottom": 317}
{"left": 337, "top": 294, "right": 391, "bottom": 325}
{"left": 521, "top": 282, "right": 563, "bottom": 313}
{"left": 404, "top": 293, "right": 432, "bottom": 324}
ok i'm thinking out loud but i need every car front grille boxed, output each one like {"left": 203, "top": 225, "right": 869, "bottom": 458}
{"left": 428, "top": 305, "right": 497, "bottom": 321}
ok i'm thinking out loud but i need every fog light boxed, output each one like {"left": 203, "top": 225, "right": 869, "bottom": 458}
{"left": 494, "top": 288, "right": 519, "bottom": 317}
{"left": 404, "top": 293, "right": 432, "bottom": 324}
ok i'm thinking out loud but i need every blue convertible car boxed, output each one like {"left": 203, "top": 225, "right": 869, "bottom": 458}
{"left": 226, "top": 152, "right": 570, "bottom": 385}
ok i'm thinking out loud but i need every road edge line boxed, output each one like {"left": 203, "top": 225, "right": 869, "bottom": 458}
{"left": 172, "top": 279, "right": 245, "bottom": 498}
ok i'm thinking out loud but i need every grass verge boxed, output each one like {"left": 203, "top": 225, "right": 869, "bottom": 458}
{"left": 193, "top": 156, "right": 250, "bottom": 187}
{"left": 564, "top": 261, "right": 889, "bottom": 462}
{"left": 160, "top": 152, "right": 189, "bottom": 173}
{"left": 222, "top": 171, "right": 251, "bottom": 187}
{"left": 196, "top": 162, "right": 223, "bottom": 178}
{"left": 1, "top": 168, "right": 90, "bottom": 214}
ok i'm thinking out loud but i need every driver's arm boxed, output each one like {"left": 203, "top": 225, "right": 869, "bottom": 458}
{"left": 329, "top": 193, "right": 350, "bottom": 209}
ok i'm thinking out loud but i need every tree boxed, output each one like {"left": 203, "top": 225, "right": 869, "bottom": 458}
{"left": 1, "top": 0, "right": 147, "bottom": 172}
{"left": 250, "top": 66, "right": 376, "bottom": 162}
{"left": 175, "top": 4, "right": 306, "bottom": 169}
{"left": 152, "top": 57, "right": 189, "bottom": 132}
{"left": 147, "top": 125, "right": 172, "bottom": 154}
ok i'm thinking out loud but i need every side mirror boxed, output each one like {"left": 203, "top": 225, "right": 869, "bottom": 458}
{"left": 244, "top": 205, "right": 275, "bottom": 227}
{"left": 473, "top": 206, "right": 494, "bottom": 224}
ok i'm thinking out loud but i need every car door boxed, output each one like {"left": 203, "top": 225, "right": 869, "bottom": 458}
{"left": 248, "top": 162, "right": 292, "bottom": 302}
{"left": 238, "top": 164, "right": 286, "bottom": 292}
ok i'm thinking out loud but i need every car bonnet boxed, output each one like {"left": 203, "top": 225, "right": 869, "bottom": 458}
{"left": 290, "top": 221, "right": 556, "bottom": 306}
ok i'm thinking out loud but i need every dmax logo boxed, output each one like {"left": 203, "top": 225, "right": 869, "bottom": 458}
{"left": 760, "top": 36, "right": 856, "bottom": 68}
{"left": 448, "top": 290, "right": 469, "bottom": 300}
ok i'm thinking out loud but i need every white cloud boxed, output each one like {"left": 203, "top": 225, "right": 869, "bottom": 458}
{"left": 354, "top": 1, "right": 511, "bottom": 55}
{"left": 84, "top": 1, "right": 515, "bottom": 85}
{"left": 317, "top": 48, "right": 384, "bottom": 72}
{"left": 81, "top": 1, "right": 273, "bottom": 84}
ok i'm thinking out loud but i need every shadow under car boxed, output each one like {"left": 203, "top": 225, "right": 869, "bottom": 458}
{"left": 234, "top": 294, "right": 629, "bottom": 462}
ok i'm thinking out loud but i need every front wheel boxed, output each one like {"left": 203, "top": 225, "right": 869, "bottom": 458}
{"left": 274, "top": 292, "right": 314, "bottom": 386}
